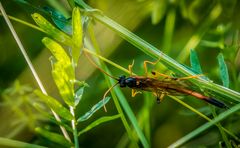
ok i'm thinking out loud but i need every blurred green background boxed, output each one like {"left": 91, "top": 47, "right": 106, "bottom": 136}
{"left": 0, "top": 0, "right": 240, "bottom": 147}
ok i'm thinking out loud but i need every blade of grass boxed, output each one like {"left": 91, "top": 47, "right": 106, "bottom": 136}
{"left": 163, "top": 7, "right": 176, "bottom": 53}
{"left": 210, "top": 107, "right": 232, "bottom": 148}
{"left": 169, "top": 95, "right": 239, "bottom": 142}
{"left": 169, "top": 102, "right": 240, "bottom": 147}
{"left": 0, "top": 2, "right": 71, "bottom": 142}
{"left": 0, "top": 137, "right": 46, "bottom": 148}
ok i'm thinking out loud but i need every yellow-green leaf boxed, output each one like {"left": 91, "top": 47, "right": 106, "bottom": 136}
{"left": 72, "top": 7, "right": 83, "bottom": 66}
{"left": 42, "top": 37, "right": 75, "bottom": 106}
{"left": 42, "top": 37, "right": 71, "bottom": 63}
{"left": 34, "top": 90, "right": 73, "bottom": 121}
{"left": 32, "top": 13, "right": 72, "bottom": 46}
{"left": 35, "top": 127, "right": 73, "bottom": 147}
{"left": 78, "top": 114, "right": 121, "bottom": 136}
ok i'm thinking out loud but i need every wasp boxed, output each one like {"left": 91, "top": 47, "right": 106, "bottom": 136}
{"left": 84, "top": 51, "right": 228, "bottom": 110}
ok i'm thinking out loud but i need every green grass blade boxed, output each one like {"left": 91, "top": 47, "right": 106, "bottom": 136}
{"left": 151, "top": 0, "right": 167, "bottom": 24}
{"left": 169, "top": 103, "right": 240, "bottom": 147}
{"left": 107, "top": 70, "right": 149, "bottom": 148}
{"left": 35, "top": 127, "right": 73, "bottom": 147}
{"left": 35, "top": 90, "right": 73, "bottom": 121}
{"left": 77, "top": 97, "right": 111, "bottom": 122}
{"left": 78, "top": 114, "right": 121, "bottom": 135}
{"left": 0, "top": 137, "right": 46, "bottom": 148}
{"left": 217, "top": 53, "right": 230, "bottom": 88}
{"left": 190, "top": 49, "right": 203, "bottom": 74}
{"left": 163, "top": 7, "right": 176, "bottom": 53}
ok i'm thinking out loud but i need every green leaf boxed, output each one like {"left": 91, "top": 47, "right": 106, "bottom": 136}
{"left": 35, "top": 127, "right": 73, "bottom": 147}
{"left": 217, "top": 53, "right": 229, "bottom": 88}
{"left": 31, "top": 13, "right": 72, "bottom": 46}
{"left": 78, "top": 114, "right": 121, "bottom": 135}
{"left": 72, "top": 7, "right": 83, "bottom": 66}
{"left": 74, "top": 85, "right": 85, "bottom": 107}
{"left": 190, "top": 49, "right": 202, "bottom": 74}
{"left": 42, "top": 37, "right": 75, "bottom": 106}
{"left": 151, "top": 0, "right": 168, "bottom": 24}
{"left": 77, "top": 97, "right": 111, "bottom": 122}
{"left": 34, "top": 90, "right": 73, "bottom": 121}
{"left": 43, "top": 6, "right": 72, "bottom": 35}
{"left": 33, "top": 103, "right": 73, "bottom": 132}
{"left": 0, "top": 137, "right": 46, "bottom": 148}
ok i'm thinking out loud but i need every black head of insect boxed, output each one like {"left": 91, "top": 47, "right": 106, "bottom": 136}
{"left": 118, "top": 75, "right": 137, "bottom": 88}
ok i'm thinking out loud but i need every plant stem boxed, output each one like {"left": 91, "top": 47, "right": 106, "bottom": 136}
{"left": 70, "top": 107, "right": 79, "bottom": 148}
{"left": 0, "top": 2, "right": 71, "bottom": 142}
{"left": 0, "top": 13, "right": 45, "bottom": 33}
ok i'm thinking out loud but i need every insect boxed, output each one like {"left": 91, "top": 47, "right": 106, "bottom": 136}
{"left": 84, "top": 51, "right": 228, "bottom": 110}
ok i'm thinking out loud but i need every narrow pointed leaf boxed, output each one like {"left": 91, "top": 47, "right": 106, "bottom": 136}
{"left": 0, "top": 137, "right": 46, "bottom": 148}
{"left": 32, "top": 13, "right": 72, "bottom": 46}
{"left": 42, "top": 37, "right": 75, "bottom": 106}
{"left": 217, "top": 53, "right": 229, "bottom": 88}
{"left": 190, "top": 49, "right": 202, "bottom": 74}
{"left": 77, "top": 97, "right": 111, "bottom": 122}
{"left": 34, "top": 90, "right": 73, "bottom": 121}
{"left": 33, "top": 103, "right": 73, "bottom": 132}
{"left": 151, "top": 0, "right": 167, "bottom": 24}
{"left": 74, "top": 85, "right": 85, "bottom": 107}
{"left": 72, "top": 7, "right": 83, "bottom": 66}
{"left": 78, "top": 114, "right": 121, "bottom": 135}
{"left": 35, "top": 127, "right": 73, "bottom": 147}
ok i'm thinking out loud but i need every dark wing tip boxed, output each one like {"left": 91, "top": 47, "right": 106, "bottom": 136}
{"left": 204, "top": 98, "right": 229, "bottom": 109}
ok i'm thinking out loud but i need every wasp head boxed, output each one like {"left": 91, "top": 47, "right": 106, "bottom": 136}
{"left": 118, "top": 75, "right": 137, "bottom": 88}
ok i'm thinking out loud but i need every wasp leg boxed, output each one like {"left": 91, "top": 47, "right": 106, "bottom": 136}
{"left": 176, "top": 74, "right": 204, "bottom": 81}
{"left": 156, "top": 93, "right": 165, "bottom": 104}
{"left": 151, "top": 71, "right": 173, "bottom": 79}
{"left": 128, "top": 60, "right": 135, "bottom": 76}
{"left": 132, "top": 89, "right": 142, "bottom": 97}
{"left": 143, "top": 58, "right": 161, "bottom": 77}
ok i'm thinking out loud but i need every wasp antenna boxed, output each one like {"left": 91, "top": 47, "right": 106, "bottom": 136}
{"left": 83, "top": 50, "right": 119, "bottom": 80}
{"left": 102, "top": 82, "right": 119, "bottom": 112}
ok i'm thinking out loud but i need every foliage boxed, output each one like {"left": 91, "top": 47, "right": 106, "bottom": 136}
{"left": 0, "top": 0, "right": 240, "bottom": 147}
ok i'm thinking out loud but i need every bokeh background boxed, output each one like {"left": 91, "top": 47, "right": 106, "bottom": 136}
{"left": 0, "top": 0, "right": 240, "bottom": 147}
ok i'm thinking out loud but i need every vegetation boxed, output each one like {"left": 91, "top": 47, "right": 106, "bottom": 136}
{"left": 0, "top": 0, "right": 239, "bottom": 147}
